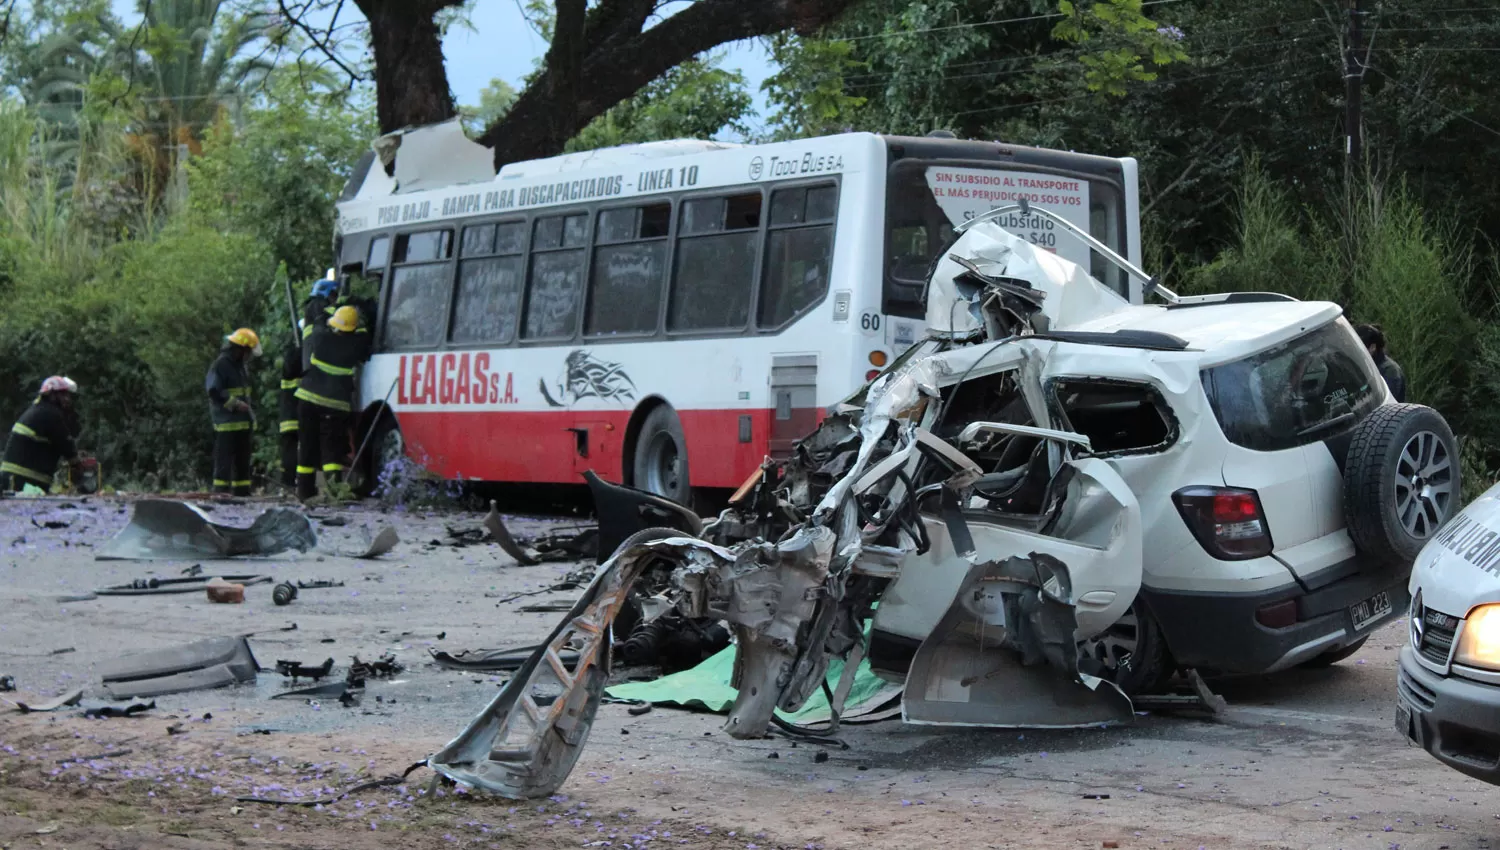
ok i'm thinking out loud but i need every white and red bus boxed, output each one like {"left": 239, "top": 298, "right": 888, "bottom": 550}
{"left": 332, "top": 128, "right": 1143, "bottom": 503}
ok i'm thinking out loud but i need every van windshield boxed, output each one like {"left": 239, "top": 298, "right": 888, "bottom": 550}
{"left": 1201, "top": 320, "right": 1385, "bottom": 452}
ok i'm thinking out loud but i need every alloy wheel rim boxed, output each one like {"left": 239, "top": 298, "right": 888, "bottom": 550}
{"left": 1394, "top": 430, "right": 1454, "bottom": 539}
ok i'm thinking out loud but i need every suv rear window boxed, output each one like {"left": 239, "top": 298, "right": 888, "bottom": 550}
{"left": 1201, "top": 320, "right": 1383, "bottom": 452}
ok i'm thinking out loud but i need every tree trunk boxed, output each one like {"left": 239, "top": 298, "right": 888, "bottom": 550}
{"left": 478, "top": 0, "right": 858, "bottom": 167}
{"left": 354, "top": 0, "right": 464, "bottom": 134}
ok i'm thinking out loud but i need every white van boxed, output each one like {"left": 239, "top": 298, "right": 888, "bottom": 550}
{"left": 1398, "top": 482, "right": 1500, "bottom": 784}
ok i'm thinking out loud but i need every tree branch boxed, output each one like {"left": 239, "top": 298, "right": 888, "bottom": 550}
{"left": 479, "top": 0, "right": 858, "bottom": 162}
{"left": 276, "top": 0, "right": 366, "bottom": 85}
{"left": 1141, "top": 106, "right": 1242, "bottom": 219}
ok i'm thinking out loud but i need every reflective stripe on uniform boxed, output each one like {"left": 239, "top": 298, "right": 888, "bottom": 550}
{"left": 279, "top": 420, "right": 299, "bottom": 433}
{"left": 296, "top": 465, "right": 316, "bottom": 475}
{"left": 294, "top": 387, "right": 351, "bottom": 412}
{"left": 227, "top": 387, "right": 250, "bottom": 398}
{"left": 0, "top": 461, "right": 51, "bottom": 485}
{"left": 214, "top": 421, "right": 251, "bottom": 432}
{"left": 10, "top": 422, "right": 45, "bottom": 443}
{"left": 311, "top": 356, "right": 355, "bottom": 377}
{"left": 322, "top": 463, "right": 346, "bottom": 473}
{"left": 213, "top": 479, "right": 230, "bottom": 487}
{"left": 232, "top": 480, "right": 252, "bottom": 487}
{"left": 281, "top": 378, "right": 300, "bottom": 390}
{"left": 302, "top": 325, "right": 313, "bottom": 339}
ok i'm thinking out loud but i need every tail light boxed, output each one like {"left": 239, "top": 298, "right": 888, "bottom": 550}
{"left": 1173, "top": 486, "right": 1274, "bottom": 560}
{"left": 865, "top": 369, "right": 881, "bottom": 381}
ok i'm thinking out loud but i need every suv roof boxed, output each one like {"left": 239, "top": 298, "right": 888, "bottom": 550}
{"left": 1065, "top": 301, "right": 1343, "bottom": 367}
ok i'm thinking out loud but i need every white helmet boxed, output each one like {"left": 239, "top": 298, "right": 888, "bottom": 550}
{"left": 39, "top": 376, "right": 78, "bottom": 395}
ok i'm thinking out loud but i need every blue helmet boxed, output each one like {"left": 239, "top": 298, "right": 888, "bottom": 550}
{"left": 311, "top": 278, "right": 338, "bottom": 299}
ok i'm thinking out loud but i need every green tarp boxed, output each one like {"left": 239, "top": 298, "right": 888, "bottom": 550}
{"left": 605, "top": 642, "right": 901, "bottom": 725}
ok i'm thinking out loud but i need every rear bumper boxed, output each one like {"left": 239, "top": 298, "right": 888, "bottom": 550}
{"left": 1141, "top": 566, "right": 1409, "bottom": 674}
{"left": 1398, "top": 646, "right": 1500, "bottom": 785}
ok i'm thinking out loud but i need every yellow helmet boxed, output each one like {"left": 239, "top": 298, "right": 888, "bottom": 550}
{"left": 225, "top": 327, "right": 262, "bottom": 355}
{"left": 328, "top": 306, "right": 360, "bottom": 333}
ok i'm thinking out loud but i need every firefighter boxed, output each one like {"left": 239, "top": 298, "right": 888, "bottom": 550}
{"left": 1, "top": 376, "right": 80, "bottom": 493}
{"left": 278, "top": 339, "right": 303, "bottom": 488}
{"left": 302, "top": 271, "right": 340, "bottom": 369}
{"left": 206, "top": 328, "right": 261, "bottom": 496}
{"left": 295, "top": 306, "right": 371, "bottom": 500}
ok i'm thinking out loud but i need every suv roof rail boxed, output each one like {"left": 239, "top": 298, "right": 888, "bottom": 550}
{"left": 1030, "top": 329, "right": 1191, "bottom": 351}
{"left": 1165, "top": 292, "right": 1299, "bottom": 309}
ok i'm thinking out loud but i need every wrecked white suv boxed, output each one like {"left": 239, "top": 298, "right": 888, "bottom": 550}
{"left": 430, "top": 206, "right": 1458, "bottom": 799}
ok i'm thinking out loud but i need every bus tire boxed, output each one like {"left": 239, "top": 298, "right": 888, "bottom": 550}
{"left": 353, "top": 414, "right": 402, "bottom": 499}
{"left": 632, "top": 405, "right": 691, "bottom": 506}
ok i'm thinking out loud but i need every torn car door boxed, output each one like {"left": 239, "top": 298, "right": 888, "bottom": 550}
{"left": 894, "top": 454, "right": 1143, "bottom": 728}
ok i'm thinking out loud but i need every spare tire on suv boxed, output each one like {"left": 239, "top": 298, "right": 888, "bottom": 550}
{"left": 1343, "top": 403, "right": 1460, "bottom": 568}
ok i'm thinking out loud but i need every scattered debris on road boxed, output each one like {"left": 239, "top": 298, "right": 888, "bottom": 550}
{"left": 2, "top": 686, "right": 84, "bottom": 713}
{"left": 275, "top": 658, "right": 335, "bottom": 681}
{"left": 99, "top": 636, "right": 259, "bottom": 699}
{"left": 82, "top": 699, "right": 156, "bottom": 719}
{"left": 95, "top": 499, "right": 317, "bottom": 560}
{"left": 481, "top": 500, "right": 599, "bottom": 564}
{"left": 343, "top": 525, "right": 399, "bottom": 559}
{"left": 95, "top": 573, "right": 273, "bottom": 596}
{"left": 272, "top": 578, "right": 347, "bottom": 605}
{"left": 205, "top": 577, "right": 245, "bottom": 603}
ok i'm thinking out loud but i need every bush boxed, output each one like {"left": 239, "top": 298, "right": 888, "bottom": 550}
{"left": 1185, "top": 157, "right": 1336, "bottom": 301}
{"left": 1335, "top": 179, "right": 1476, "bottom": 411}
{"left": 0, "top": 86, "right": 367, "bottom": 490}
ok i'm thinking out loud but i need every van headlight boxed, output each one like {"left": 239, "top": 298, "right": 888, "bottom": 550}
{"left": 1455, "top": 604, "right": 1500, "bottom": 669}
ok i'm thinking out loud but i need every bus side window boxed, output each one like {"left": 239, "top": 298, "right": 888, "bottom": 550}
{"left": 759, "top": 183, "right": 837, "bottom": 329}
{"left": 669, "top": 192, "right": 761, "bottom": 332}
{"left": 451, "top": 220, "right": 526, "bottom": 345}
{"left": 383, "top": 228, "right": 453, "bottom": 349}
{"left": 523, "top": 213, "right": 589, "bottom": 340}
{"left": 587, "top": 202, "right": 670, "bottom": 337}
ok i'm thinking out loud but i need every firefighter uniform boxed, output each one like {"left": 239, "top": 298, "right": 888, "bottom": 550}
{"left": 1, "top": 384, "right": 78, "bottom": 492}
{"left": 295, "top": 307, "right": 371, "bottom": 500}
{"left": 206, "top": 329, "right": 260, "bottom": 496}
{"left": 279, "top": 344, "right": 302, "bottom": 487}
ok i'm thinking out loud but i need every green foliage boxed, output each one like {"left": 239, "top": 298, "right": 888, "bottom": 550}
{"left": 762, "top": 34, "right": 866, "bottom": 140}
{"left": 1053, "top": 0, "right": 1187, "bottom": 95}
{"left": 1336, "top": 180, "right": 1475, "bottom": 412}
{"left": 1186, "top": 158, "right": 1334, "bottom": 302}
{"left": 188, "top": 80, "right": 372, "bottom": 280}
{"left": 762, "top": 0, "right": 1185, "bottom": 140}
{"left": 460, "top": 77, "right": 516, "bottom": 136}
{"left": 1193, "top": 159, "right": 1478, "bottom": 423}
{"left": 566, "top": 55, "right": 752, "bottom": 152}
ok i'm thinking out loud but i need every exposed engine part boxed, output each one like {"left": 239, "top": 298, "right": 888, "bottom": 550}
{"left": 275, "top": 658, "right": 334, "bottom": 681}
{"left": 614, "top": 614, "right": 731, "bottom": 674}
{"left": 272, "top": 582, "right": 298, "bottom": 606}
{"left": 348, "top": 653, "right": 402, "bottom": 681}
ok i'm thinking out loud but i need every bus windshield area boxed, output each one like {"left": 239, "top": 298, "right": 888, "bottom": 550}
{"left": 885, "top": 160, "right": 1128, "bottom": 316}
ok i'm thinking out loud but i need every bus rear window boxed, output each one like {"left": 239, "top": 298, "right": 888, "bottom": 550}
{"left": 883, "top": 160, "right": 1129, "bottom": 316}
{"left": 1201, "top": 321, "right": 1384, "bottom": 452}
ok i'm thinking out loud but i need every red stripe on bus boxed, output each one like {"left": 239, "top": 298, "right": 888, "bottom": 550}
{"left": 394, "top": 408, "right": 781, "bottom": 489}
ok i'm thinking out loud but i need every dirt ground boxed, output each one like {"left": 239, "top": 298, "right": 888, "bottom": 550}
{"left": 1, "top": 495, "right": 1497, "bottom": 850}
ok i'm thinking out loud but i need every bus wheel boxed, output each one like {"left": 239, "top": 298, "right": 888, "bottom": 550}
{"left": 633, "top": 405, "right": 691, "bottom": 506}
{"left": 354, "top": 416, "right": 403, "bottom": 499}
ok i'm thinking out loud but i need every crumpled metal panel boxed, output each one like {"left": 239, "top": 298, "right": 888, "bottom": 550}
{"left": 903, "top": 553, "right": 1133, "bottom": 728}
{"left": 428, "top": 530, "right": 715, "bottom": 800}
{"left": 99, "top": 636, "right": 259, "bottom": 699}
{"left": 94, "top": 500, "right": 318, "bottom": 560}
{"left": 676, "top": 526, "right": 835, "bottom": 734}
{"left": 925, "top": 222, "right": 1128, "bottom": 339}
